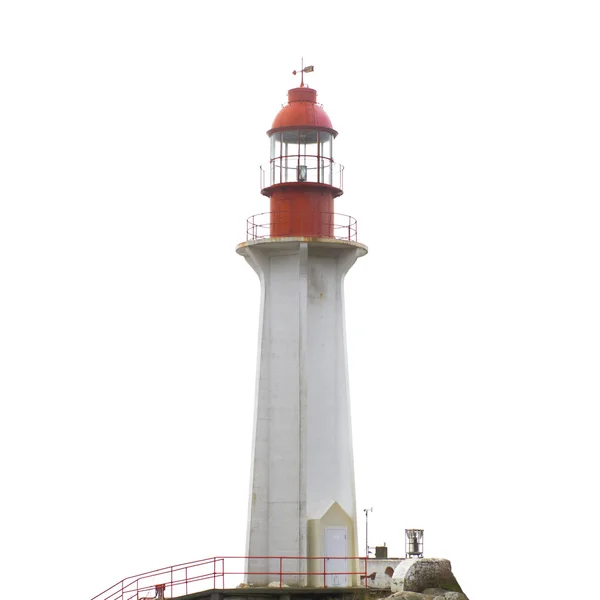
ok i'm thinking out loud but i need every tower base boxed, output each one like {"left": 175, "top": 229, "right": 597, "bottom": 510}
{"left": 236, "top": 237, "right": 367, "bottom": 587}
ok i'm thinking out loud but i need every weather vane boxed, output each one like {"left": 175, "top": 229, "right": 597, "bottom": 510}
{"left": 292, "top": 57, "right": 314, "bottom": 87}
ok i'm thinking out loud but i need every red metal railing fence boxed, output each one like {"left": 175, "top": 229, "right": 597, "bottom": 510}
{"left": 91, "top": 556, "right": 370, "bottom": 600}
{"left": 246, "top": 212, "right": 358, "bottom": 242}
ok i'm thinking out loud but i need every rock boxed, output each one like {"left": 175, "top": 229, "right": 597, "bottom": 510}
{"left": 391, "top": 558, "right": 465, "bottom": 595}
{"left": 389, "top": 592, "right": 434, "bottom": 600}
{"left": 422, "top": 589, "right": 468, "bottom": 600}
{"left": 267, "top": 581, "right": 288, "bottom": 588}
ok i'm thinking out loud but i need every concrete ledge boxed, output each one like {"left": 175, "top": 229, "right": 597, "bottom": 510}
{"left": 174, "top": 587, "right": 392, "bottom": 600}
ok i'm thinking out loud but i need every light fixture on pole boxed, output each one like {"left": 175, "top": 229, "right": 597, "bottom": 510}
{"left": 363, "top": 507, "right": 373, "bottom": 558}
{"left": 405, "top": 529, "right": 424, "bottom": 558}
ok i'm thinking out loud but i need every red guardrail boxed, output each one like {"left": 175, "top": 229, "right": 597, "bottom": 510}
{"left": 91, "top": 556, "right": 370, "bottom": 600}
{"left": 246, "top": 211, "right": 358, "bottom": 242}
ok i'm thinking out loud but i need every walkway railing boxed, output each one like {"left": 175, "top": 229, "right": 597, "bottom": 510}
{"left": 260, "top": 157, "right": 344, "bottom": 190}
{"left": 91, "top": 556, "right": 370, "bottom": 600}
{"left": 246, "top": 211, "right": 358, "bottom": 242}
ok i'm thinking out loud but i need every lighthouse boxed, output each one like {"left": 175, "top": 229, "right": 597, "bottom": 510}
{"left": 236, "top": 72, "right": 367, "bottom": 587}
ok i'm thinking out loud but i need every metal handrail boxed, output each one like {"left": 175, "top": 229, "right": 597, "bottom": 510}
{"left": 260, "top": 157, "right": 344, "bottom": 190}
{"left": 91, "top": 555, "right": 370, "bottom": 600}
{"left": 246, "top": 211, "right": 358, "bottom": 242}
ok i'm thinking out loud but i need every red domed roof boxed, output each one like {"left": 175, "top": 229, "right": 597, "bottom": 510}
{"left": 268, "top": 87, "right": 337, "bottom": 136}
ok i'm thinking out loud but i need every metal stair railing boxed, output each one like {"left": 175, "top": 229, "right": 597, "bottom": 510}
{"left": 91, "top": 556, "right": 370, "bottom": 600}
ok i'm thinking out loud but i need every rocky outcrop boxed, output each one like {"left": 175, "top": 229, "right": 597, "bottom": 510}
{"left": 390, "top": 558, "right": 467, "bottom": 600}
{"left": 388, "top": 593, "right": 468, "bottom": 600}
{"left": 423, "top": 590, "right": 468, "bottom": 600}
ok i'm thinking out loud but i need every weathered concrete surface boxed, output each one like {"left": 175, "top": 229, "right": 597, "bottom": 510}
{"left": 360, "top": 558, "right": 404, "bottom": 589}
{"left": 239, "top": 240, "right": 367, "bottom": 585}
{"left": 390, "top": 559, "right": 466, "bottom": 599}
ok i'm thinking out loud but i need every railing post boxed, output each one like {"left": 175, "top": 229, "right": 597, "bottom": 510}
{"left": 213, "top": 557, "right": 216, "bottom": 590}
{"left": 280, "top": 557, "right": 283, "bottom": 588}
{"left": 323, "top": 557, "right": 326, "bottom": 588}
{"left": 185, "top": 566, "right": 188, "bottom": 596}
{"left": 170, "top": 566, "right": 173, "bottom": 597}
{"left": 364, "top": 556, "right": 368, "bottom": 589}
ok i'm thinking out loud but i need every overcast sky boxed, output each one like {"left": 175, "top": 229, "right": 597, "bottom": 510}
{"left": 1, "top": 2, "right": 599, "bottom": 600}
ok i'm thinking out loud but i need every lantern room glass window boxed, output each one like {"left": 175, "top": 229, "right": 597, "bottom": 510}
{"left": 319, "top": 131, "right": 332, "bottom": 160}
{"left": 268, "top": 129, "right": 336, "bottom": 186}
{"left": 270, "top": 133, "right": 281, "bottom": 160}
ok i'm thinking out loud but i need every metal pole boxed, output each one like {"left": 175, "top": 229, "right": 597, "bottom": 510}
{"left": 363, "top": 508, "right": 373, "bottom": 558}
{"left": 366, "top": 512, "right": 368, "bottom": 557}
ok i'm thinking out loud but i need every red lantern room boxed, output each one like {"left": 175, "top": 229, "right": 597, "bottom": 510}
{"left": 249, "top": 78, "right": 356, "bottom": 241}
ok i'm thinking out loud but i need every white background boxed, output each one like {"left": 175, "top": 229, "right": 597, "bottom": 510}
{"left": 1, "top": 2, "right": 599, "bottom": 600}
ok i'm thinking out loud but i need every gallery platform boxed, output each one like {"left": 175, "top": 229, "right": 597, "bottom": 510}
{"left": 174, "top": 587, "right": 392, "bottom": 600}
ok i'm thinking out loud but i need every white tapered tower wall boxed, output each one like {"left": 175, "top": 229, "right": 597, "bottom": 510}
{"left": 236, "top": 237, "right": 367, "bottom": 586}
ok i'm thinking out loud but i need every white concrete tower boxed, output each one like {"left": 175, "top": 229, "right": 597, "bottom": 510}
{"left": 236, "top": 76, "right": 367, "bottom": 587}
